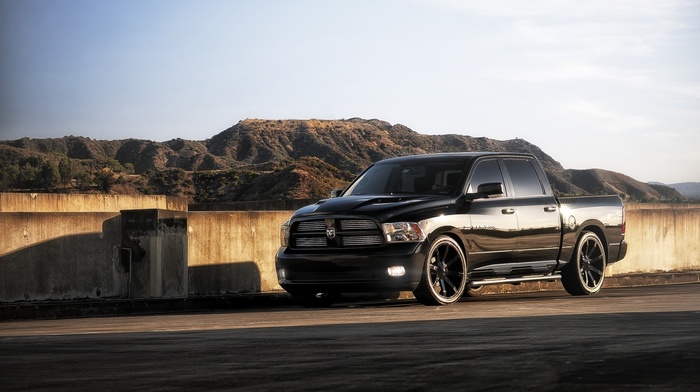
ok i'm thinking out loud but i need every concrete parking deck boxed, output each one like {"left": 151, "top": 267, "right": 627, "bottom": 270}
{"left": 2, "top": 272, "right": 698, "bottom": 321}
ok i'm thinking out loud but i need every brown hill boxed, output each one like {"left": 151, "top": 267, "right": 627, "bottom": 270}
{"left": 206, "top": 118, "right": 565, "bottom": 174}
{"left": 565, "top": 169, "right": 679, "bottom": 201}
{"left": 0, "top": 118, "right": 685, "bottom": 204}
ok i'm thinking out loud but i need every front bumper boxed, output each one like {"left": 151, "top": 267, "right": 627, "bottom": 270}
{"left": 275, "top": 243, "right": 427, "bottom": 293}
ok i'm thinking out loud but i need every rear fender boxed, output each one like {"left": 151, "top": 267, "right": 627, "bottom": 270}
{"left": 559, "top": 219, "right": 608, "bottom": 266}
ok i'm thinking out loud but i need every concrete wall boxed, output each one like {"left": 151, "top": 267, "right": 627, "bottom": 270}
{"left": 607, "top": 203, "right": 700, "bottom": 275}
{"left": 1, "top": 193, "right": 698, "bottom": 302}
{"left": 121, "top": 209, "right": 189, "bottom": 299}
{"left": 187, "top": 211, "right": 290, "bottom": 294}
{"left": 190, "top": 199, "right": 317, "bottom": 212}
{"left": 0, "top": 192, "right": 187, "bottom": 302}
{"left": 0, "top": 212, "right": 124, "bottom": 301}
{"left": 0, "top": 192, "right": 188, "bottom": 212}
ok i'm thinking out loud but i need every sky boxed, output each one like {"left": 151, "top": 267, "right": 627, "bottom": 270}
{"left": 1, "top": 0, "right": 699, "bottom": 184}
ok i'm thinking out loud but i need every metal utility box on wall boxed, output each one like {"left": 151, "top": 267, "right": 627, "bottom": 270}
{"left": 121, "top": 209, "right": 188, "bottom": 299}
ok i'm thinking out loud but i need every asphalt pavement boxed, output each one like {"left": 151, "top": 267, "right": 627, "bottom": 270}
{"left": 1, "top": 284, "right": 699, "bottom": 391}
{"left": 1, "top": 271, "right": 699, "bottom": 320}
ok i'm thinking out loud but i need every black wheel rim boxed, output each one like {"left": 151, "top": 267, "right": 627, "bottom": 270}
{"left": 579, "top": 236, "right": 605, "bottom": 290}
{"left": 428, "top": 241, "right": 466, "bottom": 302}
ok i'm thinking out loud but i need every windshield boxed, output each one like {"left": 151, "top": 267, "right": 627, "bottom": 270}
{"left": 344, "top": 159, "right": 469, "bottom": 196}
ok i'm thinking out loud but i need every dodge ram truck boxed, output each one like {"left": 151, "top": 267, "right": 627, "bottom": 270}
{"left": 275, "top": 152, "right": 627, "bottom": 306}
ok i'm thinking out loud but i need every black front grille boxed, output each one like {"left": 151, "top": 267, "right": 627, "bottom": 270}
{"left": 290, "top": 218, "right": 384, "bottom": 249}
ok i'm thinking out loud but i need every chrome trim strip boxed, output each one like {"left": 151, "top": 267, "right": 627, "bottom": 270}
{"left": 470, "top": 247, "right": 560, "bottom": 255}
{"left": 470, "top": 249, "right": 517, "bottom": 255}
{"left": 517, "top": 246, "right": 561, "bottom": 252}
{"left": 469, "top": 274, "right": 561, "bottom": 287}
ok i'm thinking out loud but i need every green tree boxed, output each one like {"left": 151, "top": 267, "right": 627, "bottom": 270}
{"left": 104, "top": 158, "right": 125, "bottom": 173}
{"left": 95, "top": 169, "right": 115, "bottom": 192}
{"left": 75, "top": 169, "right": 93, "bottom": 191}
{"left": 0, "top": 164, "right": 20, "bottom": 191}
{"left": 58, "top": 156, "right": 76, "bottom": 186}
{"left": 18, "top": 162, "right": 39, "bottom": 189}
{"left": 38, "top": 161, "right": 60, "bottom": 189}
{"left": 124, "top": 162, "right": 135, "bottom": 175}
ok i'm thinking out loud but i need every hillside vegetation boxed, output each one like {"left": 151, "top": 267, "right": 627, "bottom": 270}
{"left": 0, "top": 118, "right": 686, "bottom": 203}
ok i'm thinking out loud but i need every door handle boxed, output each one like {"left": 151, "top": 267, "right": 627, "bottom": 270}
{"left": 501, "top": 208, "right": 516, "bottom": 215}
{"left": 544, "top": 206, "right": 557, "bottom": 212}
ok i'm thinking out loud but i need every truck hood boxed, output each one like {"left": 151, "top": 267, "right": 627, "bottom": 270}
{"left": 291, "top": 195, "right": 453, "bottom": 222}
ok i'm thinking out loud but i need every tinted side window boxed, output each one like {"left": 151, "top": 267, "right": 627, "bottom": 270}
{"left": 505, "top": 159, "right": 545, "bottom": 196}
{"left": 467, "top": 159, "right": 505, "bottom": 194}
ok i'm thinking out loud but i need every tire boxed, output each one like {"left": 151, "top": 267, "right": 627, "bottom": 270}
{"left": 290, "top": 292, "right": 340, "bottom": 308}
{"left": 561, "top": 231, "right": 606, "bottom": 296}
{"left": 413, "top": 235, "right": 467, "bottom": 306}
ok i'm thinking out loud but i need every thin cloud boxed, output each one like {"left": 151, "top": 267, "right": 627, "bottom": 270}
{"left": 667, "top": 84, "right": 700, "bottom": 99}
{"left": 512, "top": 19, "right": 678, "bottom": 57}
{"left": 565, "top": 100, "right": 656, "bottom": 133}
{"left": 418, "top": 0, "right": 690, "bottom": 18}
{"left": 485, "top": 63, "right": 700, "bottom": 100}
{"left": 484, "top": 63, "right": 652, "bottom": 85}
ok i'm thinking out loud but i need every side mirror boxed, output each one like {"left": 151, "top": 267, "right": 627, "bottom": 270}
{"left": 466, "top": 182, "right": 504, "bottom": 200}
{"left": 330, "top": 189, "right": 343, "bottom": 198}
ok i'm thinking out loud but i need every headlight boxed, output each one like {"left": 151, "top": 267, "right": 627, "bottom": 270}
{"left": 382, "top": 222, "right": 426, "bottom": 243}
{"left": 280, "top": 220, "right": 290, "bottom": 246}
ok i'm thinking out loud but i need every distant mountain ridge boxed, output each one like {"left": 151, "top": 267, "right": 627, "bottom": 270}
{"left": 0, "top": 118, "right": 686, "bottom": 203}
{"left": 658, "top": 182, "right": 700, "bottom": 198}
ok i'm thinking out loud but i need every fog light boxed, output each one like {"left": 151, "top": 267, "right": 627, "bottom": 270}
{"left": 277, "top": 269, "right": 286, "bottom": 281}
{"left": 387, "top": 266, "right": 406, "bottom": 277}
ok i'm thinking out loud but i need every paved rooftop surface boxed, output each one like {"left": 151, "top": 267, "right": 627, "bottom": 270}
{"left": 1, "top": 271, "right": 698, "bottom": 320}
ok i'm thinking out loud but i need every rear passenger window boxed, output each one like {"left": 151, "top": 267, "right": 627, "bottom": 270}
{"left": 505, "top": 159, "right": 545, "bottom": 196}
{"left": 467, "top": 159, "right": 505, "bottom": 194}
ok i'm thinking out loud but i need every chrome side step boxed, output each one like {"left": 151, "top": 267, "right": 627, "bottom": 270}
{"left": 469, "top": 274, "right": 561, "bottom": 287}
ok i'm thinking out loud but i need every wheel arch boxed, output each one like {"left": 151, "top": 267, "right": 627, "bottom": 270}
{"left": 413, "top": 228, "right": 469, "bottom": 306}
{"left": 424, "top": 226, "right": 468, "bottom": 260}
{"left": 560, "top": 219, "right": 609, "bottom": 266}
{"left": 577, "top": 221, "right": 609, "bottom": 263}
{"left": 561, "top": 227, "right": 608, "bottom": 296}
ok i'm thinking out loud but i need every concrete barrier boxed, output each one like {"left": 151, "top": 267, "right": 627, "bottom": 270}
{"left": 0, "top": 192, "right": 188, "bottom": 212}
{"left": 607, "top": 203, "right": 700, "bottom": 275}
{"left": 0, "top": 212, "right": 124, "bottom": 301}
{"left": 189, "top": 199, "right": 317, "bottom": 211}
{"left": 187, "top": 211, "right": 290, "bottom": 294}
{"left": 0, "top": 193, "right": 698, "bottom": 303}
{"left": 121, "top": 209, "right": 189, "bottom": 299}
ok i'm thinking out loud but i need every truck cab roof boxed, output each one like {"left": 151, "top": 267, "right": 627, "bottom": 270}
{"left": 376, "top": 152, "right": 536, "bottom": 164}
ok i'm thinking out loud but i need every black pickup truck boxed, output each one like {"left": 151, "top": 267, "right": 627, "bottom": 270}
{"left": 276, "top": 152, "right": 627, "bottom": 306}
